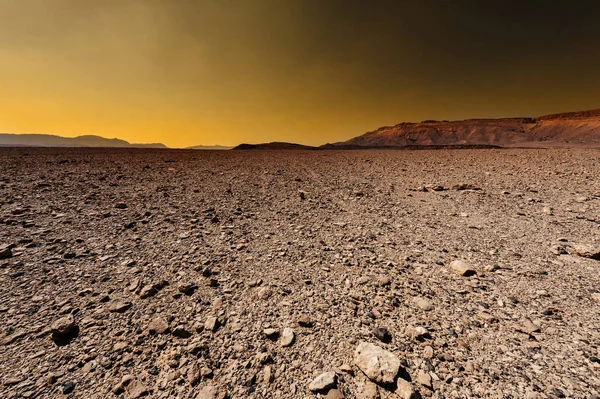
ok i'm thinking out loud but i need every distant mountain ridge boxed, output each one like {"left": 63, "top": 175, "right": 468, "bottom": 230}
{"left": 4, "top": 107, "right": 600, "bottom": 150}
{"left": 232, "top": 142, "right": 317, "bottom": 150}
{"left": 186, "top": 144, "right": 233, "bottom": 150}
{"left": 331, "top": 108, "right": 600, "bottom": 148}
{"left": 0, "top": 133, "right": 167, "bottom": 148}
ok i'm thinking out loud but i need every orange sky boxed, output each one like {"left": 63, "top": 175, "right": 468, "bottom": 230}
{"left": 1, "top": 1, "right": 599, "bottom": 148}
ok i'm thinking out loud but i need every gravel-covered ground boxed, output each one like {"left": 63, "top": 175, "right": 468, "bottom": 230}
{"left": 1, "top": 147, "right": 599, "bottom": 399}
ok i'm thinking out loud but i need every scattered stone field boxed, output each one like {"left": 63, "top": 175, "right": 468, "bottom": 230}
{"left": 1, "top": 147, "right": 599, "bottom": 399}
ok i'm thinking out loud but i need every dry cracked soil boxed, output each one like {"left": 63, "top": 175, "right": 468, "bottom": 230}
{"left": 1, "top": 147, "right": 600, "bottom": 399}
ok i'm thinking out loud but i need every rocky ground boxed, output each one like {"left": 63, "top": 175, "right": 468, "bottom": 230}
{"left": 1, "top": 147, "right": 599, "bottom": 399}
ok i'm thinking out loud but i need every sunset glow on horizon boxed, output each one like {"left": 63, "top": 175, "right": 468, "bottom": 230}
{"left": 1, "top": 0, "right": 600, "bottom": 148}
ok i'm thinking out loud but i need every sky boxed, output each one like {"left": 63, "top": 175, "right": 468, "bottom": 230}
{"left": 1, "top": 0, "right": 600, "bottom": 148}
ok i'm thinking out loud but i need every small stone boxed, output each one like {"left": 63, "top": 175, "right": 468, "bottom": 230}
{"left": 139, "top": 284, "right": 158, "bottom": 299}
{"left": 200, "top": 367, "right": 213, "bottom": 378}
{"left": 263, "top": 365, "right": 274, "bottom": 384}
{"left": 263, "top": 328, "right": 279, "bottom": 339}
{"left": 377, "top": 275, "right": 391, "bottom": 286}
{"left": 281, "top": 328, "right": 295, "bottom": 347}
{"left": 551, "top": 245, "right": 568, "bottom": 255}
{"left": 207, "top": 278, "right": 219, "bottom": 287}
{"left": 126, "top": 379, "right": 148, "bottom": 399}
{"left": 358, "top": 381, "right": 379, "bottom": 399}
{"left": 450, "top": 260, "right": 476, "bottom": 276}
{"left": 178, "top": 282, "right": 197, "bottom": 296}
{"left": 109, "top": 301, "right": 132, "bottom": 313}
{"left": 405, "top": 326, "right": 429, "bottom": 340}
{"left": 187, "top": 364, "right": 201, "bottom": 386}
{"left": 195, "top": 385, "right": 219, "bottom": 399}
{"left": 417, "top": 370, "right": 432, "bottom": 388}
{"left": 255, "top": 352, "right": 273, "bottom": 364}
{"left": 212, "top": 297, "right": 223, "bottom": 309}
{"left": 204, "top": 316, "right": 219, "bottom": 332}
{"left": 478, "top": 311, "right": 496, "bottom": 323}
{"left": 62, "top": 381, "right": 75, "bottom": 394}
{"left": 298, "top": 314, "right": 313, "bottom": 327}
{"left": 257, "top": 287, "right": 271, "bottom": 300}
{"left": 50, "top": 315, "right": 76, "bottom": 335}
{"left": 423, "top": 345, "right": 434, "bottom": 359}
{"left": 115, "top": 203, "right": 128, "bottom": 209}
{"left": 172, "top": 325, "right": 192, "bottom": 338}
{"left": 148, "top": 317, "right": 169, "bottom": 334}
{"left": 395, "top": 379, "right": 417, "bottom": 399}
{"left": 354, "top": 341, "right": 400, "bottom": 384}
{"left": 572, "top": 244, "right": 600, "bottom": 260}
{"left": 309, "top": 371, "right": 336, "bottom": 392}
{"left": 326, "top": 389, "right": 345, "bottom": 399}
{"left": 592, "top": 293, "right": 600, "bottom": 303}
{"left": 413, "top": 297, "right": 434, "bottom": 311}
{"left": 516, "top": 319, "right": 540, "bottom": 334}
{"left": 483, "top": 264, "right": 500, "bottom": 272}
{"left": 373, "top": 326, "right": 392, "bottom": 343}
{"left": 121, "top": 375, "right": 134, "bottom": 386}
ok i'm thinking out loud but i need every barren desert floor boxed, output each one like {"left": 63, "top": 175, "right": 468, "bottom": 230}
{"left": 1, "top": 148, "right": 600, "bottom": 399}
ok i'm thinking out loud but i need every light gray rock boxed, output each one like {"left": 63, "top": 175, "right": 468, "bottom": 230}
{"left": 280, "top": 328, "right": 295, "bottom": 347}
{"left": 354, "top": 342, "right": 400, "bottom": 384}
{"left": 450, "top": 260, "right": 476, "bottom": 276}
{"left": 309, "top": 371, "right": 336, "bottom": 392}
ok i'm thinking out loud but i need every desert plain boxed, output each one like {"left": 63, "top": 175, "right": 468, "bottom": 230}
{"left": 1, "top": 147, "right": 599, "bottom": 399}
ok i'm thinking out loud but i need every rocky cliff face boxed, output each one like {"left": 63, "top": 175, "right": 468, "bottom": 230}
{"left": 334, "top": 109, "right": 600, "bottom": 148}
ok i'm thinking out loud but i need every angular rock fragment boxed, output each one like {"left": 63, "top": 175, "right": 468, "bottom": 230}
{"left": 572, "top": 244, "right": 600, "bottom": 260}
{"left": 516, "top": 319, "right": 541, "bottom": 334}
{"left": 325, "top": 389, "right": 345, "bottom": 399}
{"left": 449, "top": 260, "right": 476, "bottom": 276}
{"left": 195, "top": 385, "right": 219, "bottom": 399}
{"left": 50, "top": 314, "right": 76, "bottom": 335}
{"left": 204, "top": 316, "right": 219, "bottom": 332}
{"left": 354, "top": 342, "right": 400, "bottom": 384}
{"left": 178, "top": 282, "right": 197, "bottom": 295}
{"left": 417, "top": 370, "right": 432, "bottom": 389}
{"left": 148, "top": 317, "right": 169, "bottom": 334}
{"left": 413, "top": 297, "right": 434, "bottom": 311}
{"left": 309, "top": 371, "right": 336, "bottom": 392}
{"left": 109, "top": 301, "right": 132, "bottom": 313}
{"left": 373, "top": 326, "right": 392, "bottom": 343}
{"left": 281, "top": 328, "right": 295, "bottom": 347}
{"left": 263, "top": 328, "right": 279, "bottom": 339}
{"left": 126, "top": 379, "right": 148, "bottom": 399}
{"left": 395, "top": 379, "right": 418, "bottom": 399}
{"left": 358, "top": 381, "right": 379, "bottom": 399}
{"left": 297, "top": 314, "right": 313, "bottom": 327}
{"left": 172, "top": 325, "right": 192, "bottom": 338}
